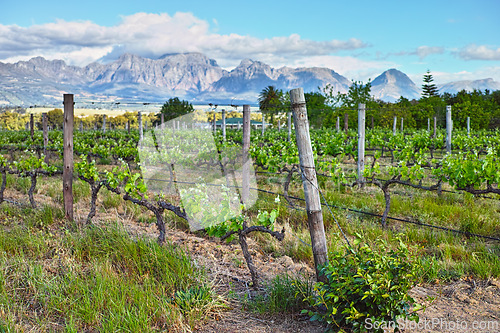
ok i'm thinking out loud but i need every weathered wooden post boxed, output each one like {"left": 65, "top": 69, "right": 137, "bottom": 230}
{"left": 344, "top": 113, "right": 348, "bottom": 133}
{"left": 467, "top": 117, "right": 470, "bottom": 137}
{"left": 290, "top": 88, "right": 328, "bottom": 282}
{"left": 393, "top": 116, "right": 397, "bottom": 135}
{"left": 278, "top": 119, "right": 281, "bottom": 131}
{"left": 138, "top": 111, "right": 143, "bottom": 141}
{"left": 428, "top": 117, "right": 430, "bottom": 132}
{"left": 161, "top": 113, "right": 165, "bottom": 130}
{"left": 222, "top": 109, "right": 226, "bottom": 141}
{"left": 42, "top": 113, "right": 48, "bottom": 164}
{"left": 102, "top": 114, "right": 106, "bottom": 133}
{"left": 287, "top": 112, "right": 292, "bottom": 142}
{"left": 446, "top": 105, "right": 452, "bottom": 154}
{"left": 63, "top": 94, "right": 74, "bottom": 222}
{"left": 401, "top": 117, "right": 404, "bottom": 132}
{"left": 433, "top": 116, "right": 437, "bottom": 138}
{"left": 242, "top": 105, "right": 251, "bottom": 205}
{"left": 358, "top": 103, "right": 365, "bottom": 187}
{"left": 336, "top": 116, "right": 340, "bottom": 131}
{"left": 261, "top": 113, "right": 265, "bottom": 136}
{"left": 30, "top": 114, "right": 34, "bottom": 140}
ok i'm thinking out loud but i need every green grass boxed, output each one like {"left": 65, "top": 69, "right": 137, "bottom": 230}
{"left": 0, "top": 223, "right": 223, "bottom": 332}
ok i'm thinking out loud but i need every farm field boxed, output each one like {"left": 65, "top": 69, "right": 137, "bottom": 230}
{"left": 0, "top": 126, "right": 499, "bottom": 332}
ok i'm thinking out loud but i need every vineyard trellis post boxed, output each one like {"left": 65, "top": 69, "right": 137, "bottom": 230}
{"left": 222, "top": 109, "right": 226, "bottom": 141}
{"left": 336, "top": 116, "right": 340, "bottom": 131}
{"left": 358, "top": 103, "right": 365, "bottom": 187}
{"left": 428, "top": 117, "right": 430, "bottom": 132}
{"left": 467, "top": 117, "right": 470, "bottom": 137}
{"left": 393, "top": 116, "right": 397, "bottom": 135}
{"left": 242, "top": 105, "right": 251, "bottom": 204}
{"left": 287, "top": 111, "right": 292, "bottom": 142}
{"left": 261, "top": 114, "right": 265, "bottom": 135}
{"left": 30, "top": 114, "right": 34, "bottom": 140}
{"left": 63, "top": 94, "right": 74, "bottom": 222}
{"left": 42, "top": 113, "right": 48, "bottom": 164}
{"left": 446, "top": 105, "right": 452, "bottom": 154}
{"left": 344, "top": 113, "right": 348, "bottom": 133}
{"left": 102, "top": 115, "right": 106, "bottom": 133}
{"left": 401, "top": 117, "right": 404, "bottom": 132}
{"left": 138, "top": 111, "right": 143, "bottom": 141}
{"left": 278, "top": 119, "right": 281, "bottom": 131}
{"left": 290, "top": 87, "right": 328, "bottom": 282}
{"left": 433, "top": 116, "right": 437, "bottom": 138}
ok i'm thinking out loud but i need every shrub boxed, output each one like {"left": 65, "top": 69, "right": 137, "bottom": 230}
{"left": 303, "top": 234, "right": 423, "bottom": 332}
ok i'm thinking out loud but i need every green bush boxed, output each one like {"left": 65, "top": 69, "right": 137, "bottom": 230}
{"left": 303, "top": 235, "right": 423, "bottom": 332}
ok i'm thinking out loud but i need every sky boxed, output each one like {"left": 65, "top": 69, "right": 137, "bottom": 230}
{"left": 1, "top": 0, "right": 499, "bottom": 85}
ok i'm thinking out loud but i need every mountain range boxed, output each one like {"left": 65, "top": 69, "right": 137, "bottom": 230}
{"left": 0, "top": 52, "right": 499, "bottom": 106}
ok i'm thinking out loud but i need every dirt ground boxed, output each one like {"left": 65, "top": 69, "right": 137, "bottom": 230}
{"left": 122, "top": 221, "right": 500, "bottom": 333}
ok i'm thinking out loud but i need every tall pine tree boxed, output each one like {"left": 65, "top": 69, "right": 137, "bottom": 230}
{"left": 421, "top": 70, "right": 439, "bottom": 98}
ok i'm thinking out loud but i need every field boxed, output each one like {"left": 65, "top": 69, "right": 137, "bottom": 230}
{"left": 0, "top": 125, "right": 499, "bottom": 332}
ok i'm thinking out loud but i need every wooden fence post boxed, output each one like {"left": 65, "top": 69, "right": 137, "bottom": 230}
{"left": 222, "top": 109, "right": 226, "bottom": 141}
{"left": 30, "top": 114, "right": 34, "bottom": 140}
{"left": 138, "top": 111, "right": 143, "bottom": 141}
{"left": 446, "top": 105, "right": 452, "bottom": 154}
{"left": 261, "top": 113, "right": 265, "bottom": 136}
{"left": 290, "top": 88, "right": 328, "bottom": 282}
{"left": 358, "top": 103, "right": 365, "bottom": 187}
{"left": 161, "top": 113, "right": 164, "bottom": 130}
{"left": 401, "top": 117, "right": 404, "bottom": 132}
{"left": 344, "top": 113, "right": 348, "bottom": 133}
{"left": 467, "top": 117, "right": 470, "bottom": 137}
{"left": 433, "top": 116, "right": 437, "bottom": 138}
{"left": 287, "top": 112, "right": 292, "bottom": 142}
{"left": 63, "top": 94, "right": 74, "bottom": 222}
{"left": 336, "top": 116, "right": 340, "bottom": 131}
{"left": 42, "top": 113, "right": 48, "bottom": 164}
{"left": 242, "top": 105, "right": 251, "bottom": 205}
{"left": 393, "top": 116, "right": 397, "bottom": 135}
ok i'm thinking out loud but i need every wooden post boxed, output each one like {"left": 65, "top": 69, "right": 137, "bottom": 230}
{"left": 344, "top": 113, "right": 348, "bottom": 133}
{"left": 467, "top": 117, "right": 470, "bottom": 137}
{"left": 428, "top": 117, "right": 430, "bottom": 132}
{"left": 63, "top": 94, "right": 74, "bottom": 222}
{"left": 222, "top": 109, "right": 226, "bottom": 141}
{"left": 393, "top": 116, "right": 397, "bottom": 135}
{"left": 102, "top": 114, "right": 106, "bottom": 133}
{"left": 261, "top": 113, "right": 265, "bottom": 135}
{"left": 446, "top": 105, "right": 452, "bottom": 154}
{"left": 433, "top": 116, "right": 437, "bottom": 138}
{"left": 371, "top": 115, "right": 374, "bottom": 129}
{"left": 161, "top": 113, "right": 164, "bottom": 130}
{"left": 290, "top": 88, "right": 328, "bottom": 282}
{"left": 138, "top": 112, "right": 143, "bottom": 141}
{"left": 358, "top": 103, "right": 365, "bottom": 186}
{"left": 79, "top": 120, "right": 83, "bottom": 132}
{"left": 287, "top": 112, "right": 292, "bottom": 142}
{"left": 42, "top": 113, "right": 48, "bottom": 164}
{"left": 242, "top": 105, "right": 251, "bottom": 205}
{"left": 30, "top": 114, "right": 34, "bottom": 140}
{"left": 278, "top": 119, "right": 281, "bottom": 131}
{"left": 401, "top": 117, "right": 404, "bottom": 132}
{"left": 336, "top": 116, "right": 340, "bottom": 131}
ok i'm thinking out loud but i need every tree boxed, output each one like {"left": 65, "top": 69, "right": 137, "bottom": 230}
{"left": 421, "top": 70, "right": 439, "bottom": 98}
{"left": 258, "top": 86, "right": 284, "bottom": 122}
{"left": 305, "top": 91, "right": 331, "bottom": 128}
{"left": 47, "top": 108, "right": 64, "bottom": 129}
{"left": 157, "top": 97, "right": 194, "bottom": 124}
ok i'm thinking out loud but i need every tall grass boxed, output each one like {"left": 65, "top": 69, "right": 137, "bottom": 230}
{"left": 0, "top": 224, "right": 223, "bottom": 332}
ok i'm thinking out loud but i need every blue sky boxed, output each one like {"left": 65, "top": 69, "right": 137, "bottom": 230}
{"left": 1, "top": 0, "right": 499, "bottom": 85}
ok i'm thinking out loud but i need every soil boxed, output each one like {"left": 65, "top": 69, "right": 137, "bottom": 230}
{"left": 8, "top": 184, "right": 500, "bottom": 333}
{"left": 123, "top": 221, "right": 500, "bottom": 333}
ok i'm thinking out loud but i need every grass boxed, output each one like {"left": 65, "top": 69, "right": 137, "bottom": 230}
{"left": 0, "top": 223, "right": 223, "bottom": 332}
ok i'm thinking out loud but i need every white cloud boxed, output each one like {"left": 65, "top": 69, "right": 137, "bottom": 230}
{"left": 0, "top": 12, "right": 369, "bottom": 69}
{"left": 458, "top": 44, "right": 500, "bottom": 61}
{"left": 415, "top": 46, "right": 444, "bottom": 59}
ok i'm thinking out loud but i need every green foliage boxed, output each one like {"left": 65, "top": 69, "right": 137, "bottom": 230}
{"left": 259, "top": 85, "right": 285, "bottom": 122}
{"left": 158, "top": 97, "right": 194, "bottom": 123}
{"left": 47, "top": 108, "right": 64, "bottom": 129}
{"left": 421, "top": 70, "right": 439, "bottom": 98}
{"left": 303, "top": 235, "right": 422, "bottom": 332}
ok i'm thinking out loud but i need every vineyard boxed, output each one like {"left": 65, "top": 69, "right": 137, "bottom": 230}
{"left": 0, "top": 99, "right": 500, "bottom": 331}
